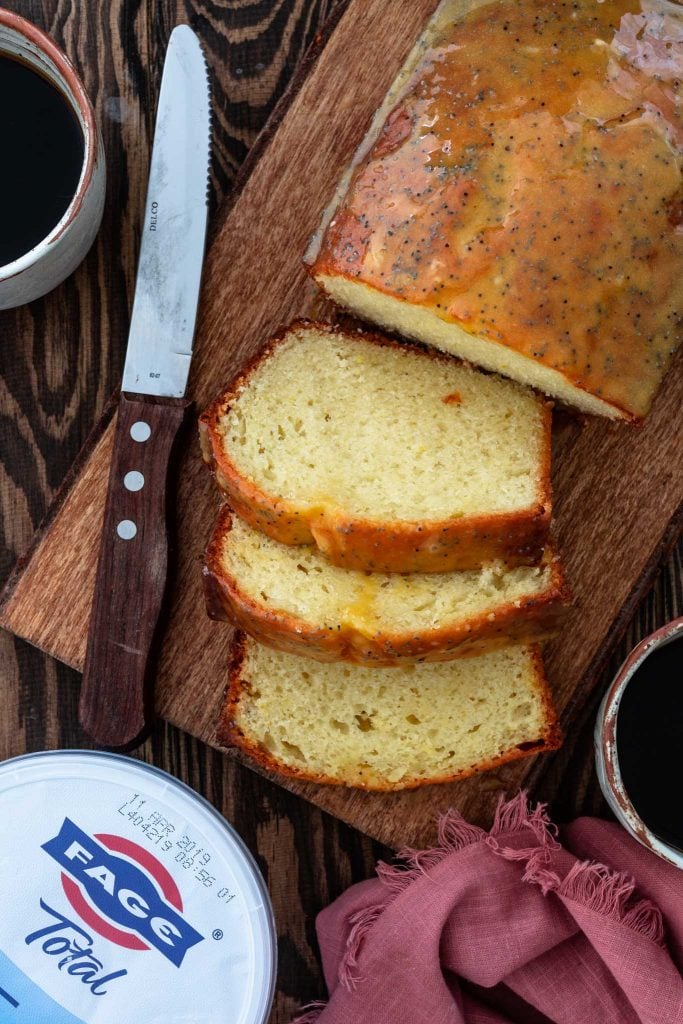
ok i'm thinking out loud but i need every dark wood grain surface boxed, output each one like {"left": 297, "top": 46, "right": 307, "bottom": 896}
{"left": 0, "top": 1, "right": 680, "bottom": 1020}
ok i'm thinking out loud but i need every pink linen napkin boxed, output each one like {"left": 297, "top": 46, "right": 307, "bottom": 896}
{"left": 295, "top": 794, "right": 683, "bottom": 1024}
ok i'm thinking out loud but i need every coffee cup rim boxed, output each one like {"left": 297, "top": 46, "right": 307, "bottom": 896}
{"left": 595, "top": 616, "right": 683, "bottom": 869}
{"left": 0, "top": 9, "right": 99, "bottom": 279}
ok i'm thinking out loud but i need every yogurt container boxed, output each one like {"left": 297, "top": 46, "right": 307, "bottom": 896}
{"left": 0, "top": 751, "right": 276, "bottom": 1023}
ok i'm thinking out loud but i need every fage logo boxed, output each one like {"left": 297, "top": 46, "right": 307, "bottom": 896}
{"left": 41, "top": 818, "right": 204, "bottom": 967}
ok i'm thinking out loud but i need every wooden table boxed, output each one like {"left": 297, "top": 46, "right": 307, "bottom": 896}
{"left": 0, "top": 2, "right": 680, "bottom": 1020}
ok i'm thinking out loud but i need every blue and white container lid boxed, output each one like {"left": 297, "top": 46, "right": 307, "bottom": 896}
{"left": 0, "top": 750, "right": 276, "bottom": 1023}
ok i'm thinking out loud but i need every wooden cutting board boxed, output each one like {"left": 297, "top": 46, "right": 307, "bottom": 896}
{"left": 1, "top": 0, "right": 682, "bottom": 851}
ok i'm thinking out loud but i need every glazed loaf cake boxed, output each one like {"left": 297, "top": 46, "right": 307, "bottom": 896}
{"left": 221, "top": 634, "right": 562, "bottom": 790}
{"left": 308, "top": 0, "right": 683, "bottom": 421}
{"left": 199, "top": 322, "right": 552, "bottom": 573}
{"left": 205, "top": 505, "right": 569, "bottom": 665}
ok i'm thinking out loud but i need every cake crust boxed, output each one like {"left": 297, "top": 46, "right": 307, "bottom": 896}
{"left": 204, "top": 504, "right": 569, "bottom": 665}
{"left": 199, "top": 320, "right": 553, "bottom": 573}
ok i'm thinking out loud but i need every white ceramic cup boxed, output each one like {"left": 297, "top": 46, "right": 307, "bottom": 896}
{"left": 595, "top": 616, "right": 683, "bottom": 869}
{"left": 0, "top": 10, "right": 105, "bottom": 309}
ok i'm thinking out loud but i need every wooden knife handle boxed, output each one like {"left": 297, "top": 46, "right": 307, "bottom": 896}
{"left": 80, "top": 391, "right": 190, "bottom": 749}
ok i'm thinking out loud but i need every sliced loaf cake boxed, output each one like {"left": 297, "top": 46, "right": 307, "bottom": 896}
{"left": 200, "top": 322, "right": 552, "bottom": 573}
{"left": 221, "top": 634, "right": 561, "bottom": 790}
{"left": 307, "top": 0, "right": 683, "bottom": 421}
{"left": 205, "top": 505, "right": 569, "bottom": 665}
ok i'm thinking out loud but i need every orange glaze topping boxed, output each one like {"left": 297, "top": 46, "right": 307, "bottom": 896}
{"left": 315, "top": 0, "right": 683, "bottom": 417}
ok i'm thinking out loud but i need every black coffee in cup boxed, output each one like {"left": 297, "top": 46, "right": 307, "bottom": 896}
{"left": 616, "top": 635, "right": 683, "bottom": 852}
{"left": 0, "top": 54, "right": 84, "bottom": 266}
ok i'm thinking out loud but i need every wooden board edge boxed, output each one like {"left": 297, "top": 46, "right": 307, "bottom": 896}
{"left": 524, "top": 498, "right": 683, "bottom": 793}
{"left": 562, "top": 498, "right": 683, "bottom": 720}
{"left": 0, "top": 1, "right": 351, "bottom": 636}
{"left": 207, "top": 0, "right": 352, "bottom": 239}
{"left": 0, "top": 395, "right": 118, "bottom": 628}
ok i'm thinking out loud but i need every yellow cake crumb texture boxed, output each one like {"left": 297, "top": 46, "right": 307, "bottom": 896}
{"left": 227, "top": 637, "right": 558, "bottom": 789}
{"left": 220, "top": 510, "right": 562, "bottom": 640}
{"left": 219, "top": 324, "right": 548, "bottom": 520}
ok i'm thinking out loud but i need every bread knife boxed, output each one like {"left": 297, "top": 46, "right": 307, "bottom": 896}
{"left": 80, "top": 26, "right": 211, "bottom": 749}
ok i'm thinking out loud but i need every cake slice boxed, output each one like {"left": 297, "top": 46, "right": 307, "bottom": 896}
{"left": 200, "top": 321, "right": 552, "bottom": 573}
{"left": 205, "top": 505, "right": 569, "bottom": 665}
{"left": 307, "top": 0, "right": 683, "bottom": 421}
{"left": 220, "top": 634, "right": 561, "bottom": 790}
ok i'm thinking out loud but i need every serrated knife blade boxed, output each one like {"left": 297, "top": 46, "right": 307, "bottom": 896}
{"left": 80, "top": 26, "right": 211, "bottom": 750}
{"left": 122, "top": 24, "right": 210, "bottom": 397}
